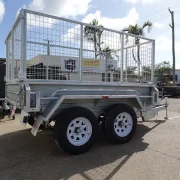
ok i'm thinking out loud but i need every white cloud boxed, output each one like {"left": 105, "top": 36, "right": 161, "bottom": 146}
{"left": 63, "top": 8, "right": 139, "bottom": 39}
{"left": 125, "top": 0, "right": 159, "bottom": 5}
{"left": 0, "top": 0, "right": 5, "bottom": 23}
{"left": 155, "top": 36, "right": 180, "bottom": 67}
{"left": 26, "top": 0, "right": 92, "bottom": 18}
{"left": 156, "top": 36, "right": 180, "bottom": 52}
{"left": 20, "top": 0, "right": 92, "bottom": 28}
{"left": 82, "top": 8, "right": 139, "bottom": 30}
{"left": 156, "top": 36, "right": 170, "bottom": 51}
{"left": 62, "top": 8, "right": 139, "bottom": 52}
{"left": 154, "top": 22, "right": 165, "bottom": 29}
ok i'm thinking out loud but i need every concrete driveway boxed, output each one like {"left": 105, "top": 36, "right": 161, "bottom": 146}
{"left": 0, "top": 98, "right": 180, "bottom": 180}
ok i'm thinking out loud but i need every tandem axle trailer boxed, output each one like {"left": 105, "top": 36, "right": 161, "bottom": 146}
{"left": 4, "top": 9, "right": 167, "bottom": 154}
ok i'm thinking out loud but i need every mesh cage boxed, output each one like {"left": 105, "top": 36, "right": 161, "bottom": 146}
{"left": 14, "top": 20, "right": 21, "bottom": 80}
{"left": 7, "top": 34, "right": 12, "bottom": 81}
{"left": 6, "top": 9, "right": 155, "bottom": 84}
{"left": 123, "top": 35, "right": 153, "bottom": 83}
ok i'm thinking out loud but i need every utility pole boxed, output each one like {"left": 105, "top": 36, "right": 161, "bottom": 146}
{"left": 169, "top": 8, "right": 176, "bottom": 85}
{"left": 44, "top": 39, "right": 53, "bottom": 55}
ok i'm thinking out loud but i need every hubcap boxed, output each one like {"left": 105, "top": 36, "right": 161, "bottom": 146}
{"left": 114, "top": 112, "right": 133, "bottom": 137}
{"left": 67, "top": 117, "right": 92, "bottom": 146}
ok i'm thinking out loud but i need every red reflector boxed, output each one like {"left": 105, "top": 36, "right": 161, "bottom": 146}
{"left": 102, "top": 96, "right": 108, "bottom": 99}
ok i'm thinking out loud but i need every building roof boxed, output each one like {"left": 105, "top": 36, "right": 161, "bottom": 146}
{"left": 0, "top": 58, "right": 5, "bottom": 65}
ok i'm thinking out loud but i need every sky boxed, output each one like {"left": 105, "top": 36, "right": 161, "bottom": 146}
{"left": 0, "top": 0, "right": 180, "bottom": 67}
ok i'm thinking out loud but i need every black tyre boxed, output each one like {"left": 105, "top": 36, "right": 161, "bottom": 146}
{"left": 103, "top": 104, "right": 137, "bottom": 144}
{"left": 54, "top": 107, "right": 97, "bottom": 155}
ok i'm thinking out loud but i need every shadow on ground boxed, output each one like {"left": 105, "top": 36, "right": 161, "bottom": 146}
{"left": 0, "top": 120, "right": 165, "bottom": 180}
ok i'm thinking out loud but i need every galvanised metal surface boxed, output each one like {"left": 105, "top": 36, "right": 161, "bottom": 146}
{"left": 5, "top": 9, "right": 159, "bottom": 122}
{"left": 6, "top": 9, "right": 155, "bottom": 85}
{"left": 5, "top": 81, "right": 154, "bottom": 119}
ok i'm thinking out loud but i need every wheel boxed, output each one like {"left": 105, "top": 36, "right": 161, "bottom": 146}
{"left": 54, "top": 107, "right": 97, "bottom": 155}
{"left": 103, "top": 104, "right": 137, "bottom": 144}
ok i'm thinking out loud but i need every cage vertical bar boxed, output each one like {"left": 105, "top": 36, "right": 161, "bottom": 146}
{"left": 151, "top": 40, "right": 155, "bottom": 84}
{"left": 20, "top": 9, "right": 26, "bottom": 80}
{"left": 80, "top": 24, "right": 83, "bottom": 81}
{"left": 5, "top": 40, "right": 9, "bottom": 82}
{"left": 120, "top": 34, "right": 124, "bottom": 83}
{"left": 11, "top": 29, "right": 14, "bottom": 80}
{"left": 23, "top": 10, "right": 27, "bottom": 79}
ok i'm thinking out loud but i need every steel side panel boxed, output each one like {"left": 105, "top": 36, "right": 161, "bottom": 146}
{"left": 5, "top": 82, "right": 155, "bottom": 120}
{"left": 28, "top": 83, "right": 152, "bottom": 97}
{"left": 5, "top": 83, "right": 20, "bottom": 103}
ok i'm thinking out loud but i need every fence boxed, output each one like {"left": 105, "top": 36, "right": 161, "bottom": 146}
{"left": 6, "top": 9, "right": 155, "bottom": 84}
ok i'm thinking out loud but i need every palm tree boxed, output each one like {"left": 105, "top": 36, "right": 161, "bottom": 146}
{"left": 122, "top": 21, "right": 152, "bottom": 76}
{"left": 84, "top": 19, "right": 104, "bottom": 59}
{"left": 99, "top": 46, "right": 114, "bottom": 59}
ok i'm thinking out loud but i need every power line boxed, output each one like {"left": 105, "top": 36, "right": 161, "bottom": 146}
{"left": 150, "top": 15, "right": 169, "bottom": 22}
{"left": 138, "top": 8, "right": 168, "bottom": 20}
{"left": 137, "top": 6, "right": 180, "bottom": 24}
{"left": 148, "top": 28, "right": 170, "bottom": 36}
{"left": 139, "top": 13, "right": 169, "bottom": 23}
{"left": 150, "top": 27, "right": 169, "bottom": 34}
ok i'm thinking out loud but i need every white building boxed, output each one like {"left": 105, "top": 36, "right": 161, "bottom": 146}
{"left": 26, "top": 55, "right": 118, "bottom": 82}
{"left": 175, "top": 69, "right": 180, "bottom": 83}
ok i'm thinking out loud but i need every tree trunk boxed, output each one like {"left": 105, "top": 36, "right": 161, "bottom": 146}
{"left": 132, "top": 48, "right": 137, "bottom": 62}
{"left": 94, "top": 33, "right": 97, "bottom": 59}
{"left": 136, "top": 38, "right": 140, "bottom": 79}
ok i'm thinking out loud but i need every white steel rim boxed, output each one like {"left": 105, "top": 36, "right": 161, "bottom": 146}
{"left": 67, "top": 117, "right": 92, "bottom": 146}
{"left": 114, "top": 112, "right": 133, "bottom": 137}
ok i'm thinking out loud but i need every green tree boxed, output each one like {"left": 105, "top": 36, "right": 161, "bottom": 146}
{"left": 155, "top": 61, "right": 172, "bottom": 83}
{"left": 122, "top": 21, "right": 152, "bottom": 76}
{"left": 99, "top": 46, "right": 114, "bottom": 59}
{"left": 84, "top": 19, "right": 104, "bottom": 59}
{"left": 155, "top": 61, "right": 172, "bottom": 76}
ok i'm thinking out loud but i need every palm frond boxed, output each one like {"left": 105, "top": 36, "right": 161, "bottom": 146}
{"left": 142, "top": 21, "right": 152, "bottom": 33}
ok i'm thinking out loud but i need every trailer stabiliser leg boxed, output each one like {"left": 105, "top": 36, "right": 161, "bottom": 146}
{"left": 164, "top": 99, "right": 168, "bottom": 120}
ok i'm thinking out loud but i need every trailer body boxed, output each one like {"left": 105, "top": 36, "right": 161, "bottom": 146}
{"left": 4, "top": 9, "right": 167, "bottom": 154}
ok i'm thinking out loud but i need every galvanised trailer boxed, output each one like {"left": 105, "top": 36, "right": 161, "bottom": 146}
{"left": 4, "top": 9, "right": 167, "bottom": 154}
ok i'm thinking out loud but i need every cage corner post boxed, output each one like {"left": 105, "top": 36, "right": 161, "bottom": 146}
{"left": 151, "top": 40, "right": 155, "bottom": 84}
{"left": 5, "top": 39, "right": 9, "bottom": 82}
{"left": 79, "top": 24, "right": 83, "bottom": 81}
{"left": 20, "top": 9, "right": 27, "bottom": 80}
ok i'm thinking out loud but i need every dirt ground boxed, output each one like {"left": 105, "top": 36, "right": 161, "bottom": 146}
{"left": 0, "top": 98, "right": 180, "bottom": 180}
